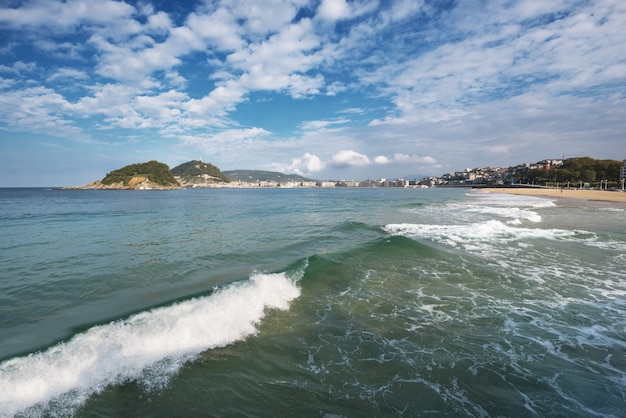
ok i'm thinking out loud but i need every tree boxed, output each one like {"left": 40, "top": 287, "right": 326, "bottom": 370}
{"left": 581, "top": 169, "right": 596, "bottom": 182}
{"left": 556, "top": 169, "right": 572, "bottom": 182}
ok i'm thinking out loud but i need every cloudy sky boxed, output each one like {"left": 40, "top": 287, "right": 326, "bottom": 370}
{"left": 1, "top": 0, "right": 625, "bottom": 186}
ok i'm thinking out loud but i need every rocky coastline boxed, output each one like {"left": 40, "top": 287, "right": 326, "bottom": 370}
{"left": 62, "top": 178, "right": 182, "bottom": 190}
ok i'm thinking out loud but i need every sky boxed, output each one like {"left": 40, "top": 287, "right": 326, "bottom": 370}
{"left": 1, "top": 0, "right": 625, "bottom": 186}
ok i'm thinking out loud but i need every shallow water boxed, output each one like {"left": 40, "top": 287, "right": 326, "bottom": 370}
{"left": 1, "top": 187, "right": 625, "bottom": 417}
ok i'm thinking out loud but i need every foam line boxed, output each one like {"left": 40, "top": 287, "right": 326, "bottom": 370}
{"left": 384, "top": 220, "right": 580, "bottom": 247}
{"left": 0, "top": 272, "right": 301, "bottom": 417}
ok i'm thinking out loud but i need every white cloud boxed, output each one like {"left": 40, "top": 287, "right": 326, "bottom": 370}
{"left": 186, "top": 9, "right": 244, "bottom": 52}
{"left": 89, "top": 30, "right": 191, "bottom": 83}
{"left": 511, "top": 0, "right": 571, "bottom": 20}
{"left": 229, "top": 17, "right": 325, "bottom": 97}
{"left": 362, "top": 0, "right": 626, "bottom": 128}
{"left": 304, "top": 153, "right": 325, "bottom": 172}
{"left": 374, "top": 153, "right": 437, "bottom": 165}
{"left": 420, "top": 156, "right": 437, "bottom": 165}
{"left": 331, "top": 150, "right": 371, "bottom": 167}
{"left": 0, "top": 86, "right": 90, "bottom": 141}
{"left": 0, "top": 78, "right": 14, "bottom": 89}
{"left": 180, "top": 127, "right": 271, "bottom": 155}
{"left": 1, "top": 0, "right": 380, "bottom": 150}
{"left": 183, "top": 80, "right": 246, "bottom": 123}
{"left": 317, "top": 0, "right": 378, "bottom": 22}
{"left": 299, "top": 118, "right": 349, "bottom": 131}
{"left": 340, "top": 107, "right": 365, "bottom": 115}
{"left": 226, "top": 0, "right": 308, "bottom": 36}
{"left": 46, "top": 68, "right": 89, "bottom": 82}
{"left": 317, "top": 0, "right": 351, "bottom": 21}
{"left": 133, "top": 90, "right": 187, "bottom": 126}
{"left": 383, "top": 0, "right": 426, "bottom": 22}
{"left": 34, "top": 40, "right": 85, "bottom": 60}
{"left": 75, "top": 84, "right": 140, "bottom": 119}
{"left": 271, "top": 152, "right": 326, "bottom": 175}
{"left": 146, "top": 11, "right": 173, "bottom": 34}
{"left": 0, "top": 61, "right": 37, "bottom": 75}
{"left": 326, "top": 81, "right": 347, "bottom": 96}
{"left": 0, "top": 0, "right": 135, "bottom": 29}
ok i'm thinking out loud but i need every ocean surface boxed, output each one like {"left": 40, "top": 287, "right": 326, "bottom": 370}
{"left": 0, "top": 187, "right": 625, "bottom": 417}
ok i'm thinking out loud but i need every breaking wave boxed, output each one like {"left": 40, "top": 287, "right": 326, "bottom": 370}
{"left": 0, "top": 270, "right": 302, "bottom": 417}
{"left": 383, "top": 220, "right": 582, "bottom": 251}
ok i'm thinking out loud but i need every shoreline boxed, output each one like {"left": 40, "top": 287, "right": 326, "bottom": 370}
{"left": 480, "top": 187, "right": 626, "bottom": 204}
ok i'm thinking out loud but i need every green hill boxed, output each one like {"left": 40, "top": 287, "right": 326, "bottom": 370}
{"left": 512, "top": 157, "right": 622, "bottom": 184}
{"left": 101, "top": 160, "right": 179, "bottom": 187}
{"left": 170, "top": 160, "right": 231, "bottom": 184}
{"left": 223, "top": 170, "right": 315, "bottom": 184}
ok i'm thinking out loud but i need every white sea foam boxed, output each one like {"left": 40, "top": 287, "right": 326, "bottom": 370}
{"left": 458, "top": 191, "right": 558, "bottom": 224}
{"left": 402, "top": 192, "right": 552, "bottom": 226}
{"left": 469, "top": 191, "right": 556, "bottom": 208}
{"left": 442, "top": 202, "right": 544, "bottom": 224}
{"left": 463, "top": 205, "right": 543, "bottom": 223}
{"left": 0, "top": 271, "right": 301, "bottom": 417}
{"left": 384, "top": 220, "right": 577, "bottom": 251}
{"left": 598, "top": 207, "right": 624, "bottom": 212}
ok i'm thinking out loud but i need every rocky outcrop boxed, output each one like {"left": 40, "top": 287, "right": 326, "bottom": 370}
{"left": 64, "top": 179, "right": 182, "bottom": 190}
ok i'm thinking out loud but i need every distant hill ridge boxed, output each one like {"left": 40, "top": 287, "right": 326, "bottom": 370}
{"left": 67, "top": 160, "right": 316, "bottom": 189}
{"left": 224, "top": 170, "right": 315, "bottom": 184}
{"left": 171, "top": 160, "right": 231, "bottom": 185}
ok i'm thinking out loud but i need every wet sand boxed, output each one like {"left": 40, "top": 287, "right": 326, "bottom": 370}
{"left": 480, "top": 187, "right": 626, "bottom": 203}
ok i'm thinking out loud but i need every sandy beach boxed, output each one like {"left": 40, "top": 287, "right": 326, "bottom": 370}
{"left": 480, "top": 187, "right": 626, "bottom": 203}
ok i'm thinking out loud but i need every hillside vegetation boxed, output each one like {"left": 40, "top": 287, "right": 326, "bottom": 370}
{"left": 223, "top": 170, "right": 314, "bottom": 183}
{"left": 513, "top": 157, "right": 622, "bottom": 184}
{"left": 170, "top": 160, "right": 231, "bottom": 184}
{"left": 101, "top": 161, "right": 179, "bottom": 187}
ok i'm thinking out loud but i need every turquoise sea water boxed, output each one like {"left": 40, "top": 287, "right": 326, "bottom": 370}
{"left": 1, "top": 187, "right": 625, "bottom": 417}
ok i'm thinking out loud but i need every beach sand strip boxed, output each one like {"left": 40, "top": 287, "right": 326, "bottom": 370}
{"left": 479, "top": 188, "right": 626, "bottom": 204}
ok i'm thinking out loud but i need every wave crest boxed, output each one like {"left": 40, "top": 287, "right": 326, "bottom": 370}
{"left": 383, "top": 220, "right": 580, "bottom": 250}
{"left": 0, "top": 271, "right": 301, "bottom": 417}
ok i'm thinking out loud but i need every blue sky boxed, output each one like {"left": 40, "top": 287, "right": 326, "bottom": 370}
{"left": 1, "top": 0, "right": 625, "bottom": 186}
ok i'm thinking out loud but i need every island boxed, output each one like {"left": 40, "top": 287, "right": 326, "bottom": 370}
{"left": 66, "top": 161, "right": 181, "bottom": 190}
{"left": 64, "top": 160, "right": 317, "bottom": 190}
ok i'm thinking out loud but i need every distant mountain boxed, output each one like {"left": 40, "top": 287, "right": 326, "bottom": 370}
{"left": 223, "top": 170, "right": 316, "bottom": 184}
{"left": 171, "top": 160, "right": 231, "bottom": 185}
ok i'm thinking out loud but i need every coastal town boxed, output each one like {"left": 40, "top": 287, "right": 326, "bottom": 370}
{"left": 312, "top": 160, "right": 566, "bottom": 189}
{"left": 227, "top": 158, "right": 626, "bottom": 190}
{"left": 68, "top": 157, "right": 626, "bottom": 192}
{"left": 178, "top": 162, "right": 540, "bottom": 188}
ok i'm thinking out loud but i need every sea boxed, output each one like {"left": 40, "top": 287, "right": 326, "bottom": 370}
{"left": 0, "top": 187, "right": 625, "bottom": 417}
